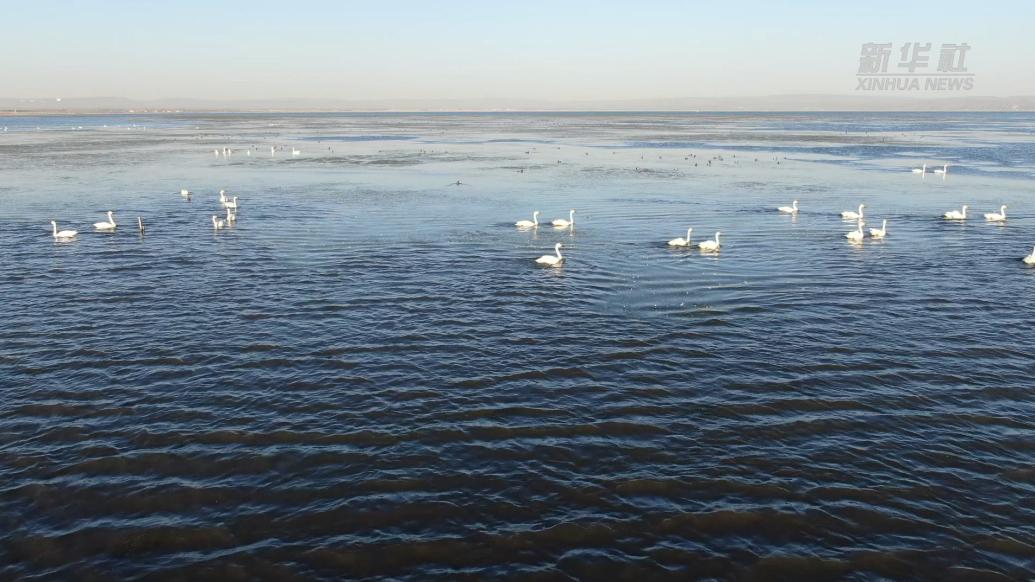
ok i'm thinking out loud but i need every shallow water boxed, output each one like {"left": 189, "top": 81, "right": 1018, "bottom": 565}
{"left": 1, "top": 112, "right": 1034, "bottom": 579}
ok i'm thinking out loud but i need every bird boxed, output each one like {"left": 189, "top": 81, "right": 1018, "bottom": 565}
{"left": 180, "top": 189, "right": 192, "bottom": 198}
{"left": 841, "top": 204, "right": 865, "bottom": 220}
{"left": 1024, "top": 246, "right": 1035, "bottom": 265}
{"left": 219, "top": 189, "right": 228, "bottom": 206}
{"left": 93, "top": 211, "right": 117, "bottom": 231}
{"left": 515, "top": 211, "right": 540, "bottom": 228}
{"left": 698, "top": 231, "right": 722, "bottom": 252}
{"left": 291, "top": 148, "right": 301, "bottom": 156}
{"left": 212, "top": 215, "right": 226, "bottom": 229}
{"left": 911, "top": 163, "right": 927, "bottom": 174}
{"left": 535, "top": 243, "right": 564, "bottom": 266}
{"left": 777, "top": 200, "right": 799, "bottom": 214}
{"left": 667, "top": 227, "right": 693, "bottom": 247}
{"left": 943, "top": 205, "right": 968, "bottom": 220}
{"left": 50, "top": 221, "right": 77, "bottom": 240}
{"left": 137, "top": 217, "right": 145, "bottom": 233}
{"left": 552, "top": 209, "right": 575, "bottom": 228}
{"left": 869, "top": 219, "right": 888, "bottom": 239}
{"left": 846, "top": 221, "right": 865, "bottom": 242}
{"left": 933, "top": 164, "right": 948, "bottom": 175}
{"left": 984, "top": 205, "right": 1007, "bottom": 222}
{"left": 225, "top": 196, "right": 239, "bottom": 210}
{"left": 226, "top": 207, "right": 237, "bottom": 224}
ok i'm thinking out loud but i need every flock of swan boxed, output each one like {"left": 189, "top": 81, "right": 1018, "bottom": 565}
{"left": 49, "top": 189, "right": 240, "bottom": 240}
{"left": 518, "top": 199, "right": 1035, "bottom": 267}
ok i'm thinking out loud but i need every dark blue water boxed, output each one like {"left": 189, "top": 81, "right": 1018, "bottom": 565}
{"left": 1, "top": 112, "right": 1034, "bottom": 580}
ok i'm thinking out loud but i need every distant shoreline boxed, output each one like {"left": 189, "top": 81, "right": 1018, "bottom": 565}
{"left": 3, "top": 108, "right": 1035, "bottom": 116}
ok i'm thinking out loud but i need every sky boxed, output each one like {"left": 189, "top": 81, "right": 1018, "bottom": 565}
{"left": 3, "top": 0, "right": 1033, "bottom": 102}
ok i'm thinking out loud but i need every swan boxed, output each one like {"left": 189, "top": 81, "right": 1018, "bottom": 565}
{"left": 841, "top": 204, "right": 865, "bottom": 220}
{"left": 291, "top": 148, "right": 301, "bottom": 156}
{"left": 180, "top": 189, "right": 192, "bottom": 198}
{"left": 212, "top": 215, "right": 226, "bottom": 229}
{"left": 984, "top": 205, "right": 1007, "bottom": 222}
{"left": 846, "top": 221, "right": 865, "bottom": 242}
{"left": 93, "top": 211, "right": 117, "bottom": 231}
{"left": 869, "top": 219, "right": 888, "bottom": 239}
{"left": 226, "top": 207, "right": 237, "bottom": 223}
{"left": 943, "top": 205, "right": 967, "bottom": 220}
{"left": 219, "top": 189, "right": 228, "bottom": 205}
{"left": 933, "top": 164, "right": 948, "bottom": 175}
{"left": 137, "top": 217, "right": 144, "bottom": 233}
{"left": 777, "top": 200, "right": 798, "bottom": 214}
{"left": 50, "top": 221, "right": 77, "bottom": 240}
{"left": 552, "top": 209, "right": 575, "bottom": 227}
{"left": 515, "top": 211, "right": 540, "bottom": 228}
{"left": 1024, "top": 246, "right": 1035, "bottom": 265}
{"left": 667, "top": 227, "right": 693, "bottom": 247}
{"left": 698, "top": 231, "right": 722, "bottom": 252}
{"left": 911, "top": 163, "right": 927, "bottom": 174}
{"left": 535, "top": 243, "right": 564, "bottom": 266}
{"left": 225, "top": 196, "right": 239, "bottom": 210}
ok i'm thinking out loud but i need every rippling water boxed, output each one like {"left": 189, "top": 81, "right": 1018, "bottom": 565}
{"left": 2, "top": 112, "right": 1034, "bottom": 579}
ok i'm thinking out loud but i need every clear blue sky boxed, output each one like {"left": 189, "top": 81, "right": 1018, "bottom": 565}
{"left": 4, "top": 0, "right": 1032, "bottom": 100}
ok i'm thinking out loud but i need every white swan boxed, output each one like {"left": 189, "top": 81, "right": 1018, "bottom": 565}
{"left": 292, "top": 148, "right": 301, "bottom": 156}
{"left": 1024, "top": 246, "right": 1035, "bottom": 265}
{"left": 515, "top": 211, "right": 540, "bottom": 228}
{"left": 911, "top": 163, "right": 927, "bottom": 174}
{"left": 535, "top": 242, "right": 564, "bottom": 266}
{"left": 777, "top": 200, "right": 798, "bottom": 214}
{"left": 698, "top": 231, "right": 722, "bottom": 252}
{"left": 225, "top": 196, "right": 239, "bottom": 210}
{"left": 943, "top": 205, "right": 968, "bottom": 220}
{"left": 180, "top": 189, "right": 192, "bottom": 198}
{"left": 51, "top": 221, "right": 77, "bottom": 240}
{"left": 93, "top": 211, "right": 117, "bottom": 231}
{"left": 552, "top": 209, "right": 575, "bottom": 227}
{"left": 869, "top": 219, "right": 888, "bottom": 239}
{"left": 219, "top": 189, "right": 228, "bottom": 206}
{"left": 841, "top": 204, "right": 864, "bottom": 220}
{"left": 933, "top": 164, "right": 948, "bottom": 175}
{"left": 668, "top": 227, "right": 693, "bottom": 247}
{"left": 137, "top": 217, "right": 144, "bottom": 233}
{"left": 212, "top": 215, "right": 226, "bottom": 229}
{"left": 226, "top": 207, "right": 237, "bottom": 223}
{"left": 984, "top": 205, "right": 1007, "bottom": 222}
{"left": 846, "top": 221, "right": 865, "bottom": 242}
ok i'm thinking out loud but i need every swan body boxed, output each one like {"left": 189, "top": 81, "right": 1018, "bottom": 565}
{"left": 535, "top": 242, "right": 564, "bottom": 266}
{"left": 933, "top": 164, "right": 948, "bottom": 175}
{"left": 777, "top": 200, "right": 798, "bottom": 214}
{"left": 667, "top": 227, "right": 693, "bottom": 247}
{"left": 515, "top": 211, "right": 540, "bottom": 228}
{"left": 984, "top": 205, "right": 1007, "bottom": 221}
{"left": 841, "top": 204, "right": 864, "bottom": 220}
{"left": 1024, "top": 246, "right": 1035, "bottom": 265}
{"left": 212, "top": 215, "right": 226, "bottom": 229}
{"left": 846, "top": 221, "right": 865, "bottom": 242}
{"left": 869, "top": 219, "right": 887, "bottom": 239}
{"left": 93, "top": 211, "right": 117, "bottom": 231}
{"left": 552, "top": 209, "right": 575, "bottom": 227}
{"left": 698, "top": 231, "right": 722, "bottom": 252}
{"left": 911, "top": 163, "right": 927, "bottom": 174}
{"left": 225, "top": 196, "right": 239, "bottom": 210}
{"left": 50, "top": 221, "right": 77, "bottom": 240}
{"left": 219, "top": 189, "right": 228, "bottom": 205}
{"left": 943, "top": 205, "right": 968, "bottom": 220}
{"left": 226, "top": 207, "right": 237, "bottom": 223}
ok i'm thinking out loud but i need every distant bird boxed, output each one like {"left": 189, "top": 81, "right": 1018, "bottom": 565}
{"left": 535, "top": 243, "right": 564, "bottom": 266}
{"left": 226, "top": 207, "right": 237, "bottom": 224}
{"left": 212, "top": 215, "right": 226, "bottom": 230}
{"left": 515, "top": 211, "right": 539, "bottom": 228}
{"left": 667, "top": 227, "right": 693, "bottom": 247}
{"left": 911, "top": 163, "right": 927, "bottom": 174}
{"left": 180, "top": 189, "right": 192, "bottom": 199}
{"left": 698, "top": 231, "right": 722, "bottom": 252}
{"left": 841, "top": 204, "right": 865, "bottom": 220}
{"left": 984, "top": 205, "right": 1007, "bottom": 222}
{"left": 933, "top": 164, "right": 948, "bottom": 175}
{"left": 50, "top": 221, "right": 77, "bottom": 240}
{"left": 225, "top": 196, "right": 239, "bottom": 210}
{"left": 552, "top": 209, "right": 575, "bottom": 228}
{"left": 93, "top": 211, "right": 117, "bottom": 231}
{"left": 219, "top": 189, "right": 228, "bottom": 206}
{"left": 292, "top": 148, "right": 301, "bottom": 156}
{"left": 1024, "top": 246, "right": 1035, "bottom": 265}
{"left": 943, "top": 205, "right": 968, "bottom": 220}
{"left": 869, "top": 219, "right": 888, "bottom": 239}
{"left": 777, "top": 200, "right": 799, "bottom": 214}
{"left": 846, "top": 221, "right": 865, "bottom": 242}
